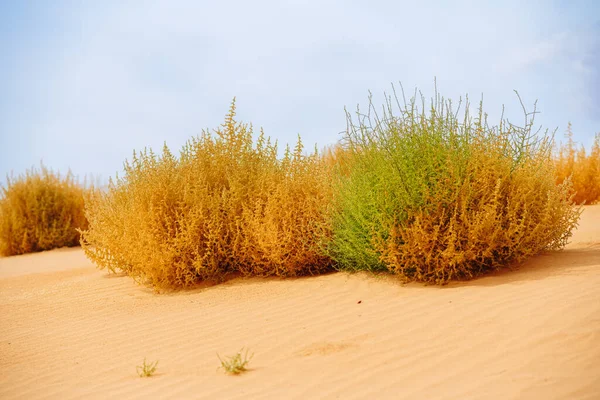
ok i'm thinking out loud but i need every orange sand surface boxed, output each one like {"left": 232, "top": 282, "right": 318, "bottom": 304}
{"left": 1, "top": 206, "right": 599, "bottom": 400}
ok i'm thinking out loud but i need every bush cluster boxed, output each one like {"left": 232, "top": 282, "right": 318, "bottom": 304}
{"left": 554, "top": 124, "right": 600, "bottom": 205}
{"left": 0, "top": 165, "right": 88, "bottom": 256}
{"left": 326, "top": 87, "right": 581, "bottom": 283}
{"left": 6, "top": 86, "right": 585, "bottom": 289}
{"left": 80, "top": 101, "right": 333, "bottom": 289}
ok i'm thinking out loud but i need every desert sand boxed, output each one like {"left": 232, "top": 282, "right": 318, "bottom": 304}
{"left": 1, "top": 206, "right": 599, "bottom": 400}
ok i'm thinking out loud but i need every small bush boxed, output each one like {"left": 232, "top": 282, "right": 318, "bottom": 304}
{"left": 328, "top": 85, "right": 581, "bottom": 283}
{"left": 217, "top": 348, "right": 253, "bottom": 375}
{"left": 554, "top": 124, "right": 600, "bottom": 205}
{"left": 0, "top": 164, "right": 89, "bottom": 256}
{"left": 80, "top": 100, "right": 333, "bottom": 289}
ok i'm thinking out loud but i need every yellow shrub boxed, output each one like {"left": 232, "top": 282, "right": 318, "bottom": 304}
{"left": 555, "top": 124, "right": 600, "bottom": 204}
{"left": 236, "top": 140, "right": 334, "bottom": 276}
{"left": 80, "top": 100, "right": 333, "bottom": 289}
{"left": 0, "top": 165, "right": 88, "bottom": 256}
{"left": 378, "top": 134, "right": 580, "bottom": 283}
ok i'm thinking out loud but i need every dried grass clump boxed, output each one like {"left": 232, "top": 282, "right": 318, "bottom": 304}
{"left": 554, "top": 124, "right": 600, "bottom": 205}
{"left": 328, "top": 85, "right": 581, "bottom": 284}
{"left": 136, "top": 358, "right": 159, "bottom": 378}
{"left": 0, "top": 164, "right": 88, "bottom": 256}
{"left": 80, "top": 100, "right": 333, "bottom": 289}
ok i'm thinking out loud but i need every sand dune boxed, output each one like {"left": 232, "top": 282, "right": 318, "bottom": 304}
{"left": 1, "top": 205, "right": 599, "bottom": 400}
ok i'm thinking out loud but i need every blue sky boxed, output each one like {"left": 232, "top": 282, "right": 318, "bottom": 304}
{"left": 1, "top": 0, "right": 599, "bottom": 184}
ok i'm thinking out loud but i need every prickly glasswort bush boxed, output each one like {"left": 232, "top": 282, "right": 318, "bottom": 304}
{"left": 0, "top": 165, "right": 88, "bottom": 256}
{"left": 328, "top": 84, "right": 581, "bottom": 284}
{"left": 554, "top": 124, "right": 600, "bottom": 205}
{"left": 80, "top": 100, "right": 333, "bottom": 289}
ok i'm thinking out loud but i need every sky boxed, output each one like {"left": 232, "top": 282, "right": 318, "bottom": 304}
{"left": 1, "top": 0, "right": 599, "bottom": 184}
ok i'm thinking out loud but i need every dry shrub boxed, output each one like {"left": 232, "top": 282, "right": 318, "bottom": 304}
{"left": 237, "top": 140, "right": 334, "bottom": 277}
{"left": 380, "top": 133, "right": 580, "bottom": 283}
{"left": 80, "top": 100, "right": 333, "bottom": 289}
{"left": 0, "top": 164, "right": 88, "bottom": 256}
{"left": 554, "top": 124, "right": 600, "bottom": 205}
{"left": 330, "top": 85, "right": 581, "bottom": 283}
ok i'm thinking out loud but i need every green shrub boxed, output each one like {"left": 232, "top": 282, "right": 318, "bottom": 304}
{"left": 0, "top": 164, "right": 89, "bottom": 256}
{"left": 80, "top": 100, "right": 333, "bottom": 289}
{"left": 328, "top": 84, "right": 581, "bottom": 283}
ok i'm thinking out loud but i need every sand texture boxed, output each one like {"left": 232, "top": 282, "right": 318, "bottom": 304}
{"left": 1, "top": 205, "right": 599, "bottom": 399}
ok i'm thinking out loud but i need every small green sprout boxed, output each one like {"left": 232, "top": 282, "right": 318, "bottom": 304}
{"left": 217, "top": 348, "right": 254, "bottom": 375}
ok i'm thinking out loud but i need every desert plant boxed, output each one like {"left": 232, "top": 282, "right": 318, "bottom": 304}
{"left": 217, "top": 348, "right": 253, "bottom": 375}
{"left": 80, "top": 100, "right": 333, "bottom": 289}
{"left": 236, "top": 137, "right": 334, "bottom": 277}
{"left": 328, "top": 84, "right": 581, "bottom": 283}
{"left": 136, "top": 358, "right": 159, "bottom": 377}
{"left": 554, "top": 124, "right": 600, "bottom": 204}
{"left": 0, "top": 164, "right": 89, "bottom": 256}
